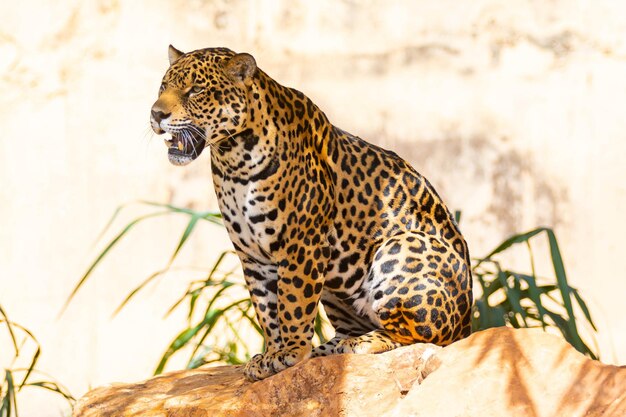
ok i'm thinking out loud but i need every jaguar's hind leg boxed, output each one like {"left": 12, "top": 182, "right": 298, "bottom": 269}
{"left": 335, "top": 329, "right": 405, "bottom": 354}
{"left": 311, "top": 336, "right": 346, "bottom": 357}
{"left": 312, "top": 291, "right": 378, "bottom": 357}
{"left": 352, "top": 231, "right": 472, "bottom": 351}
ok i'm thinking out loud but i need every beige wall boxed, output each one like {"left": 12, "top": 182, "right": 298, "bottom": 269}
{"left": 1, "top": 1, "right": 625, "bottom": 415}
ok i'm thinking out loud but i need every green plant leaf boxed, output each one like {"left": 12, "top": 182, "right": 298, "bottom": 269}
{"left": 206, "top": 250, "right": 236, "bottom": 282}
{"left": 17, "top": 345, "right": 40, "bottom": 391}
{"left": 475, "top": 227, "right": 547, "bottom": 268}
{"left": 501, "top": 271, "right": 527, "bottom": 326}
{"left": 168, "top": 214, "right": 202, "bottom": 266}
{"left": 236, "top": 304, "right": 262, "bottom": 336}
{"left": 61, "top": 211, "right": 172, "bottom": 315}
{"left": 21, "top": 381, "right": 75, "bottom": 402}
{"left": 545, "top": 229, "right": 586, "bottom": 354}
{"left": 314, "top": 310, "right": 328, "bottom": 344}
{"left": 0, "top": 305, "right": 19, "bottom": 356}
{"left": 91, "top": 201, "right": 136, "bottom": 248}
{"left": 571, "top": 288, "right": 597, "bottom": 332}
{"left": 4, "top": 370, "right": 17, "bottom": 417}
{"left": 113, "top": 267, "right": 170, "bottom": 316}
{"left": 187, "top": 299, "right": 250, "bottom": 366}
{"left": 155, "top": 323, "right": 205, "bottom": 374}
{"left": 473, "top": 299, "right": 507, "bottom": 330}
{"left": 156, "top": 298, "right": 249, "bottom": 374}
{"left": 475, "top": 268, "right": 504, "bottom": 299}
{"left": 513, "top": 272, "right": 547, "bottom": 329}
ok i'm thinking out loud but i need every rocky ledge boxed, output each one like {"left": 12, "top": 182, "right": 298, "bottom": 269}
{"left": 73, "top": 327, "right": 625, "bottom": 417}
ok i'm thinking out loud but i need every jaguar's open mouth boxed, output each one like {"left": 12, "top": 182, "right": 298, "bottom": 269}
{"left": 164, "top": 129, "right": 206, "bottom": 166}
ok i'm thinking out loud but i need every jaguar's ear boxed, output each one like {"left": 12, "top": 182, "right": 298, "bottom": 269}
{"left": 168, "top": 45, "right": 184, "bottom": 66}
{"left": 224, "top": 53, "right": 257, "bottom": 85}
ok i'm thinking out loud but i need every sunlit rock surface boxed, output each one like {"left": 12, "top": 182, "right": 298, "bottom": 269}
{"left": 73, "top": 328, "right": 626, "bottom": 417}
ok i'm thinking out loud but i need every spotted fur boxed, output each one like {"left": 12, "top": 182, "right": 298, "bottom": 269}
{"left": 150, "top": 46, "right": 473, "bottom": 381}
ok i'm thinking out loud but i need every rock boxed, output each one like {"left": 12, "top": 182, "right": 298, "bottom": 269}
{"left": 73, "top": 328, "right": 626, "bottom": 417}
{"left": 391, "top": 327, "right": 626, "bottom": 417}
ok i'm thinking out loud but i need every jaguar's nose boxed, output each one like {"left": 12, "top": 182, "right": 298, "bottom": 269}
{"left": 151, "top": 109, "right": 171, "bottom": 124}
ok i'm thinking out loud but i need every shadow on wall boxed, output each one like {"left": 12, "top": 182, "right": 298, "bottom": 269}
{"left": 375, "top": 134, "right": 569, "bottom": 238}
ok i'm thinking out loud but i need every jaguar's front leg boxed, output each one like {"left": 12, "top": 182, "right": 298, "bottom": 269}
{"left": 239, "top": 258, "right": 282, "bottom": 381}
{"left": 244, "top": 249, "right": 328, "bottom": 381}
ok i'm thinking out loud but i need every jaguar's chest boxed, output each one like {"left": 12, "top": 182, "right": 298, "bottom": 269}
{"left": 215, "top": 178, "right": 279, "bottom": 263}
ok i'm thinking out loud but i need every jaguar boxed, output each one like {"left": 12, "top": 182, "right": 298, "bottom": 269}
{"left": 150, "top": 45, "right": 472, "bottom": 381}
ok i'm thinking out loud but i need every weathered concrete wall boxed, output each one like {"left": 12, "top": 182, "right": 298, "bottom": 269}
{"left": 1, "top": 1, "right": 625, "bottom": 415}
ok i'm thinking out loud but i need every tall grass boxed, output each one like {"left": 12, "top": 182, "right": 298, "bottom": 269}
{"left": 471, "top": 228, "right": 598, "bottom": 358}
{"left": 0, "top": 305, "right": 74, "bottom": 417}
{"left": 66, "top": 201, "right": 599, "bottom": 373}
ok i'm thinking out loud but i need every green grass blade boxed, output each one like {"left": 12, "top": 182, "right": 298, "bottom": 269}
{"left": 546, "top": 310, "right": 578, "bottom": 342}
{"left": 61, "top": 211, "right": 171, "bottom": 315}
{"left": 474, "top": 299, "right": 487, "bottom": 327}
{"left": 543, "top": 310, "right": 595, "bottom": 358}
{"left": 156, "top": 298, "right": 249, "bottom": 374}
{"left": 199, "top": 211, "right": 224, "bottom": 226}
{"left": 166, "top": 286, "right": 197, "bottom": 320}
{"left": 163, "top": 277, "right": 222, "bottom": 319}
{"left": 187, "top": 345, "right": 213, "bottom": 369}
{"left": 137, "top": 201, "right": 222, "bottom": 224}
{"left": 154, "top": 322, "right": 205, "bottom": 374}
{"left": 9, "top": 369, "right": 75, "bottom": 404}
{"left": 222, "top": 314, "right": 254, "bottom": 361}
{"left": 487, "top": 304, "right": 507, "bottom": 328}
{"left": 162, "top": 251, "right": 237, "bottom": 319}
{"left": 503, "top": 272, "right": 527, "bottom": 326}
{"left": 237, "top": 305, "right": 263, "bottom": 335}
{"left": 6, "top": 370, "right": 16, "bottom": 417}
{"left": 473, "top": 299, "right": 506, "bottom": 330}
{"left": 165, "top": 285, "right": 200, "bottom": 320}
{"left": 188, "top": 302, "right": 250, "bottom": 367}
{"left": 513, "top": 273, "right": 548, "bottom": 329}
{"left": 138, "top": 201, "right": 198, "bottom": 215}
{"left": 185, "top": 320, "right": 219, "bottom": 369}
{"left": 0, "top": 388, "right": 7, "bottom": 417}
{"left": 571, "top": 288, "right": 598, "bottom": 331}
{"left": 1, "top": 370, "right": 12, "bottom": 417}
{"left": 524, "top": 240, "right": 546, "bottom": 329}
{"left": 21, "top": 381, "right": 75, "bottom": 402}
{"left": 17, "top": 345, "right": 40, "bottom": 391}
{"left": 165, "top": 266, "right": 239, "bottom": 321}
{"left": 314, "top": 311, "right": 328, "bottom": 344}
{"left": 1, "top": 319, "right": 41, "bottom": 378}
{"left": 113, "top": 268, "right": 170, "bottom": 316}
{"left": 205, "top": 281, "right": 236, "bottom": 311}
{"left": 475, "top": 227, "right": 547, "bottom": 268}
{"left": 235, "top": 304, "right": 261, "bottom": 338}
{"left": 186, "top": 289, "right": 201, "bottom": 323}
{"left": 545, "top": 229, "right": 586, "bottom": 354}
{"left": 91, "top": 201, "right": 137, "bottom": 248}
{"left": 188, "top": 299, "right": 251, "bottom": 362}
{"left": 0, "top": 305, "right": 19, "bottom": 356}
{"left": 206, "top": 251, "right": 235, "bottom": 282}
{"left": 482, "top": 272, "right": 504, "bottom": 299}
{"left": 168, "top": 214, "right": 202, "bottom": 266}
{"left": 506, "top": 311, "right": 521, "bottom": 327}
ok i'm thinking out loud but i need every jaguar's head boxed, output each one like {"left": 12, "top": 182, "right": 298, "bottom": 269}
{"left": 150, "top": 45, "right": 257, "bottom": 166}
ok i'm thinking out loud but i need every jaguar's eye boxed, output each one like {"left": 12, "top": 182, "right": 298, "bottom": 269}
{"left": 189, "top": 86, "right": 205, "bottom": 96}
{"left": 159, "top": 83, "right": 166, "bottom": 94}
